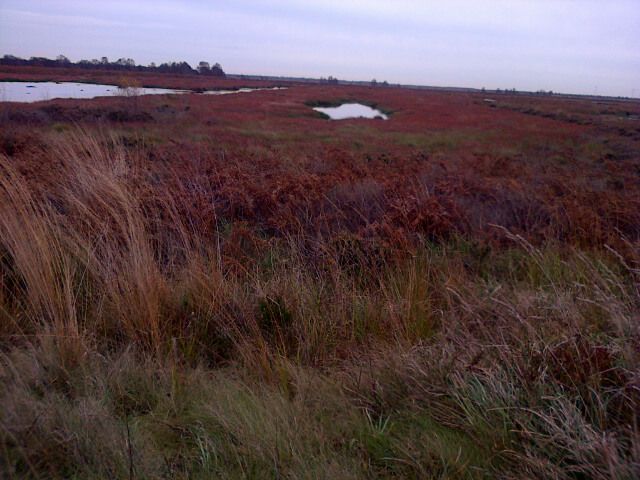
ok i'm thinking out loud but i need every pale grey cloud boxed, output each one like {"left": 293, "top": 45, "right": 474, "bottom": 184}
{"left": 0, "top": 0, "right": 638, "bottom": 96}
{"left": 3, "top": 9, "right": 129, "bottom": 28}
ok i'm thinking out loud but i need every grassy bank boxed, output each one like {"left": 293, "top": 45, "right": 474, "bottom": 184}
{"left": 1, "top": 131, "right": 639, "bottom": 478}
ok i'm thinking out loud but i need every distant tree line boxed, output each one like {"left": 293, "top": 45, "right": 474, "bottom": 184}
{"left": 370, "top": 79, "right": 390, "bottom": 87}
{"left": 319, "top": 76, "right": 339, "bottom": 85}
{"left": 479, "top": 86, "right": 555, "bottom": 96}
{"left": 0, "top": 54, "right": 225, "bottom": 77}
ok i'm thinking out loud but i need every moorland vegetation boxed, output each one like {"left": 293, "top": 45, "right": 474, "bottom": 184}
{"left": 1, "top": 70, "right": 640, "bottom": 478}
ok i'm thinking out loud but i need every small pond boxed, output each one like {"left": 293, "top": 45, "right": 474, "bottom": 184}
{"left": 0, "top": 82, "right": 185, "bottom": 103}
{"left": 313, "top": 103, "right": 388, "bottom": 120}
{"left": 0, "top": 82, "right": 287, "bottom": 103}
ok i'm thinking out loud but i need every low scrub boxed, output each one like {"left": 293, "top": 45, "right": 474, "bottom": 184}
{"left": 1, "top": 131, "right": 639, "bottom": 478}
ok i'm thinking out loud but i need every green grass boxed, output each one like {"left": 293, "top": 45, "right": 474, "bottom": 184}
{"left": 392, "top": 130, "right": 494, "bottom": 152}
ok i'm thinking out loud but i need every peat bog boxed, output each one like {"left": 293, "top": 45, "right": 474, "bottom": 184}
{"left": 1, "top": 67, "right": 640, "bottom": 479}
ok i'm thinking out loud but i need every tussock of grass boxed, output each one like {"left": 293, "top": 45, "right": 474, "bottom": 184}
{"left": 1, "top": 131, "right": 639, "bottom": 478}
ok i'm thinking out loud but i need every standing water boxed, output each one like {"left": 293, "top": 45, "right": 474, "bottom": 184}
{"left": 313, "top": 103, "right": 388, "bottom": 120}
{"left": 0, "top": 82, "right": 287, "bottom": 103}
{"left": 0, "top": 82, "right": 185, "bottom": 103}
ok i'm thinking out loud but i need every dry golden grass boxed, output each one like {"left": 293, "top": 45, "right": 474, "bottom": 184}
{"left": 1, "top": 131, "right": 639, "bottom": 478}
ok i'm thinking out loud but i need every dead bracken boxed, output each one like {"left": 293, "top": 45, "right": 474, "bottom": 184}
{"left": 1, "top": 66, "right": 640, "bottom": 479}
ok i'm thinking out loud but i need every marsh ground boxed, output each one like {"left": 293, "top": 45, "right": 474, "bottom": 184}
{"left": 1, "top": 68, "right": 639, "bottom": 478}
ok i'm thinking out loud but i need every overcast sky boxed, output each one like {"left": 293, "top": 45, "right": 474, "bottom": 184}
{"left": 1, "top": 0, "right": 638, "bottom": 96}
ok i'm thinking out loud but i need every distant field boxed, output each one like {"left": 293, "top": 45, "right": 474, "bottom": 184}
{"left": 1, "top": 67, "right": 640, "bottom": 478}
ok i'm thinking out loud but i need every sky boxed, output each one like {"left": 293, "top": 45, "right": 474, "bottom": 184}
{"left": 0, "top": 0, "right": 638, "bottom": 97}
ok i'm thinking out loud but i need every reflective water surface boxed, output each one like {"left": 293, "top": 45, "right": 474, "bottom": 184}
{"left": 0, "top": 82, "right": 185, "bottom": 102}
{"left": 204, "top": 87, "right": 288, "bottom": 95}
{"left": 0, "top": 82, "right": 287, "bottom": 103}
{"left": 313, "top": 103, "right": 388, "bottom": 120}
